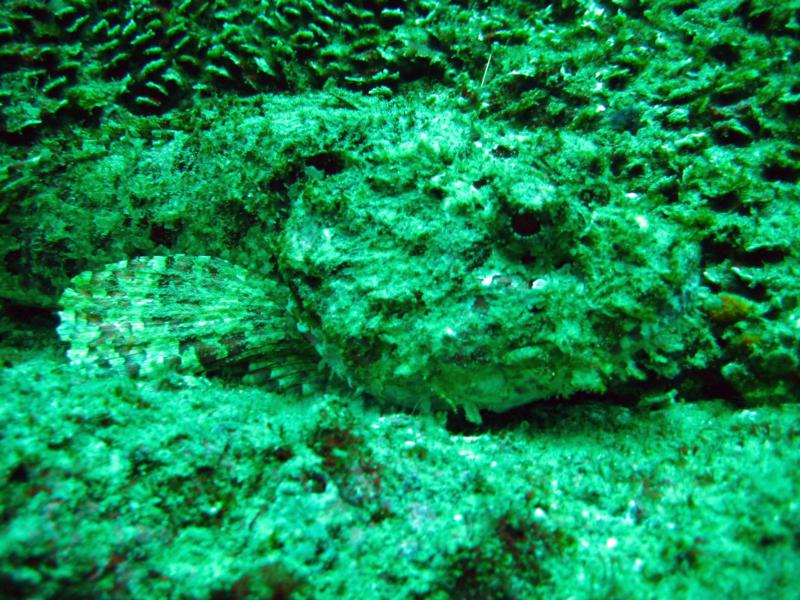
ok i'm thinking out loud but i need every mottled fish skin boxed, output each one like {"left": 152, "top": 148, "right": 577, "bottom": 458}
{"left": 57, "top": 255, "right": 318, "bottom": 387}
{"left": 53, "top": 97, "right": 719, "bottom": 423}
{"left": 57, "top": 243, "right": 707, "bottom": 424}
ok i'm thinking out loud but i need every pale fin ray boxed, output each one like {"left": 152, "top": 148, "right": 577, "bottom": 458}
{"left": 57, "top": 255, "right": 319, "bottom": 383}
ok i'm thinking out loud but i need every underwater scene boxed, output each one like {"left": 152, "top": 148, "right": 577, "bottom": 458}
{"left": 1, "top": 0, "right": 799, "bottom": 597}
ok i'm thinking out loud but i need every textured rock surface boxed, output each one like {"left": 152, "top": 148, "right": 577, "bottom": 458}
{"left": 1, "top": 351, "right": 799, "bottom": 598}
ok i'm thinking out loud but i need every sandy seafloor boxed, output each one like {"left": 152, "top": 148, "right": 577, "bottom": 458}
{"left": 2, "top": 1, "right": 800, "bottom": 598}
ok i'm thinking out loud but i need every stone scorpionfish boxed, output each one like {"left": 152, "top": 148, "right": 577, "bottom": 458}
{"left": 56, "top": 106, "right": 709, "bottom": 423}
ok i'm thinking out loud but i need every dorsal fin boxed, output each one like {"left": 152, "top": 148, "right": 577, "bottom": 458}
{"left": 57, "top": 255, "right": 319, "bottom": 385}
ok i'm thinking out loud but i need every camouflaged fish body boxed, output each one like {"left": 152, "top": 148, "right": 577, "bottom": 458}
{"left": 57, "top": 108, "right": 714, "bottom": 421}
{"left": 57, "top": 214, "right": 710, "bottom": 422}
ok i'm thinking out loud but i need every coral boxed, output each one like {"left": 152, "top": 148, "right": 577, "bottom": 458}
{"left": 0, "top": 0, "right": 441, "bottom": 132}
